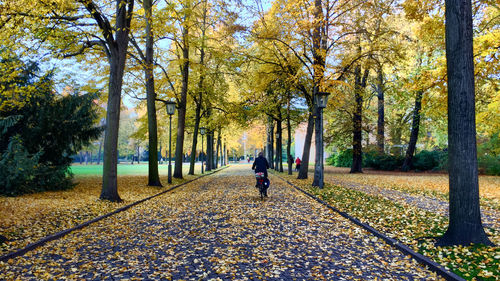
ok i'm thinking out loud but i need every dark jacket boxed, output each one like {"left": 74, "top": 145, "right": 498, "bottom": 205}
{"left": 252, "top": 156, "right": 269, "bottom": 174}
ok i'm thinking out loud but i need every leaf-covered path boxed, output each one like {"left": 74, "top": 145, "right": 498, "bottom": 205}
{"left": 0, "top": 165, "right": 441, "bottom": 280}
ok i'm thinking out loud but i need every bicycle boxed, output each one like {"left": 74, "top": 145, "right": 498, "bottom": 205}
{"left": 255, "top": 172, "right": 267, "bottom": 200}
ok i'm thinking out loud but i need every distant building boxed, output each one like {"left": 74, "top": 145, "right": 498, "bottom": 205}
{"left": 294, "top": 122, "right": 329, "bottom": 163}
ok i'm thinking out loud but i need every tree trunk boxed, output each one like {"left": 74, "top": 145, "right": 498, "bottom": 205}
{"left": 274, "top": 120, "right": 279, "bottom": 171}
{"left": 401, "top": 90, "right": 423, "bottom": 172}
{"left": 277, "top": 118, "right": 283, "bottom": 172}
{"left": 224, "top": 143, "right": 227, "bottom": 166}
{"left": 436, "top": 0, "right": 493, "bottom": 246}
{"left": 211, "top": 131, "right": 216, "bottom": 168}
{"left": 268, "top": 118, "right": 274, "bottom": 169}
{"left": 173, "top": 13, "right": 190, "bottom": 179}
{"left": 97, "top": 140, "right": 102, "bottom": 164}
{"left": 376, "top": 66, "right": 385, "bottom": 154}
{"left": 287, "top": 96, "right": 292, "bottom": 175}
{"left": 350, "top": 66, "right": 367, "bottom": 173}
{"left": 79, "top": 151, "right": 83, "bottom": 164}
{"left": 312, "top": 103, "right": 322, "bottom": 186}
{"left": 311, "top": 0, "right": 326, "bottom": 184}
{"left": 100, "top": 0, "right": 134, "bottom": 202}
{"left": 206, "top": 131, "right": 212, "bottom": 171}
{"left": 90, "top": 151, "right": 93, "bottom": 164}
{"left": 101, "top": 54, "right": 126, "bottom": 202}
{"left": 158, "top": 142, "right": 162, "bottom": 163}
{"left": 298, "top": 111, "right": 315, "bottom": 179}
{"left": 215, "top": 130, "right": 221, "bottom": 169}
{"left": 189, "top": 97, "right": 201, "bottom": 175}
{"left": 85, "top": 151, "right": 89, "bottom": 165}
{"left": 144, "top": 0, "right": 161, "bottom": 186}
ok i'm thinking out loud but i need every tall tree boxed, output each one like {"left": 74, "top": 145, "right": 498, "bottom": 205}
{"left": 436, "top": 0, "right": 493, "bottom": 246}
{"left": 350, "top": 65, "right": 369, "bottom": 173}
{"left": 188, "top": 0, "right": 208, "bottom": 175}
{"left": 401, "top": 89, "right": 423, "bottom": 171}
{"left": 94, "top": 0, "right": 135, "bottom": 201}
{"left": 375, "top": 64, "right": 385, "bottom": 154}
{"left": 173, "top": 0, "right": 192, "bottom": 179}
{"left": 129, "top": 0, "right": 162, "bottom": 186}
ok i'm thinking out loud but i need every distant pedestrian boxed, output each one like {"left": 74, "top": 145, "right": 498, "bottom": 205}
{"left": 295, "top": 157, "right": 301, "bottom": 171}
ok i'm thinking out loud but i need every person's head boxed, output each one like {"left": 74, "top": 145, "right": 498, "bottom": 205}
{"left": 258, "top": 152, "right": 264, "bottom": 157}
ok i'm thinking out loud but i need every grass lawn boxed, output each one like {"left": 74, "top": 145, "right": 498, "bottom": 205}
{"left": 70, "top": 162, "right": 199, "bottom": 176}
{"left": 0, "top": 164, "right": 220, "bottom": 257}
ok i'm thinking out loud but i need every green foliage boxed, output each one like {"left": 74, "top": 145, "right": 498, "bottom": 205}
{"left": 478, "top": 155, "right": 500, "bottom": 176}
{"left": 364, "top": 152, "right": 404, "bottom": 171}
{"left": 0, "top": 56, "right": 102, "bottom": 196}
{"left": 327, "top": 149, "right": 353, "bottom": 167}
{"left": 0, "top": 135, "right": 41, "bottom": 196}
{"left": 413, "top": 150, "right": 447, "bottom": 171}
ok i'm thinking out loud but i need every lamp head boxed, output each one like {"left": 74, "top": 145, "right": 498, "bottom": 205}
{"left": 200, "top": 127, "right": 206, "bottom": 135}
{"left": 316, "top": 91, "right": 330, "bottom": 108}
{"left": 165, "top": 100, "right": 176, "bottom": 115}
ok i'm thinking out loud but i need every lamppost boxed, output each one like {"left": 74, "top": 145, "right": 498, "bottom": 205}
{"left": 275, "top": 130, "right": 280, "bottom": 171}
{"left": 165, "top": 100, "right": 176, "bottom": 184}
{"left": 200, "top": 127, "right": 206, "bottom": 174}
{"left": 316, "top": 91, "right": 330, "bottom": 188}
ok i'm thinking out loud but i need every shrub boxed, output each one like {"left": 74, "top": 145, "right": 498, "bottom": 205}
{"left": 326, "top": 149, "right": 353, "bottom": 167}
{"left": 0, "top": 56, "right": 101, "bottom": 196}
{"left": 478, "top": 155, "right": 500, "bottom": 176}
{"left": 326, "top": 154, "right": 336, "bottom": 166}
{"left": 0, "top": 136, "right": 41, "bottom": 195}
{"left": 365, "top": 153, "right": 404, "bottom": 171}
{"left": 413, "top": 150, "right": 447, "bottom": 171}
{"left": 335, "top": 149, "right": 353, "bottom": 167}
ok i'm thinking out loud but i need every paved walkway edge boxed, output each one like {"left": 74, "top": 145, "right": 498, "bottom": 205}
{"left": 0, "top": 166, "right": 229, "bottom": 262}
{"left": 273, "top": 174, "right": 465, "bottom": 281}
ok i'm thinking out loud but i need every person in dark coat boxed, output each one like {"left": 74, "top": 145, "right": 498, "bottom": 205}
{"left": 252, "top": 152, "right": 270, "bottom": 195}
{"left": 252, "top": 152, "right": 269, "bottom": 178}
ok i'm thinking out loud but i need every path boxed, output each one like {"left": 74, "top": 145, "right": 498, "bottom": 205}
{"left": 0, "top": 165, "right": 441, "bottom": 280}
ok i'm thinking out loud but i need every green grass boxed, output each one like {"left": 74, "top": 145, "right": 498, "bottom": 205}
{"left": 70, "top": 163, "right": 203, "bottom": 177}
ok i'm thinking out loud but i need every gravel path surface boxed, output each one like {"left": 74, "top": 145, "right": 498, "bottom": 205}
{"left": 325, "top": 176, "right": 499, "bottom": 230}
{"left": 0, "top": 166, "right": 441, "bottom": 280}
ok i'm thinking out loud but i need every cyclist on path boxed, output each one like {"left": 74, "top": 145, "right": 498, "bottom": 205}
{"left": 252, "top": 152, "right": 270, "bottom": 195}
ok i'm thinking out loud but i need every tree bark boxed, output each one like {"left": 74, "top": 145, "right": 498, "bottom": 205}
{"left": 274, "top": 120, "right": 279, "bottom": 171}
{"left": 173, "top": 10, "right": 190, "bottom": 179}
{"left": 189, "top": 97, "right": 201, "bottom": 175}
{"left": 436, "top": 0, "right": 493, "bottom": 246}
{"left": 224, "top": 144, "right": 227, "bottom": 166}
{"left": 99, "top": 0, "right": 134, "bottom": 202}
{"left": 287, "top": 96, "right": 292, "bottom": 175}
{"left": 97, "top": 140, "right": 102, "bottom": 164}
{"left": 376, "top": 66, "right": 385, "bottom": 154}
{"left": 311, "top": 0, "right": 327, "bottom": 185}
{"left": 298, "top": 111, "right": 315, "bottom": 179}
{"left": 215, "top": 130, "right": 221, "bottom": 169}
{"left": 268, "top": 118, "right": 274, "bottom": 169}
{"left": 401, "top": 90, "right": 423, "bottom": 172}
{"left": 206, "top": 130, "right": 212, "bottom": 171}
{"left": 312, "top": 103, "right": 322, "bottom": 186}
{"left": 101, "top": 55, "right": 125, "bottom": 201}
{"left": 277, "top": 118, "right": 283, "bottom": 173}
{"left": 350, "top": 66, "right": 368, "bottom": 173}
{"left": 144, "top": 0, "right": 161, "bottom": 186}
